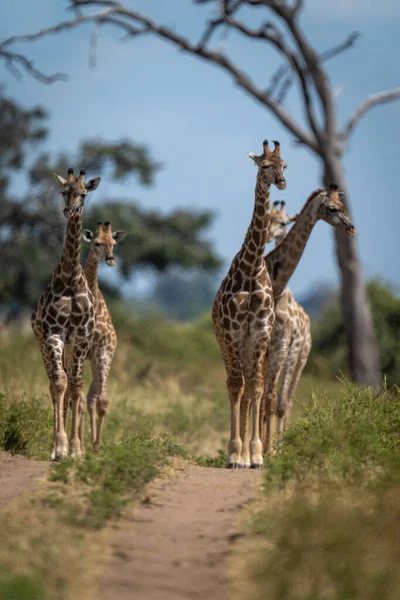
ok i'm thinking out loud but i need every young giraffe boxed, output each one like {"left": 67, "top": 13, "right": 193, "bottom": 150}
{"left": 261, "top": 183, "right": 355, "bottom": 454}
{"left": 212, "top": 140, "right": 287, "bottom": 469}
{"left": 81, "top": 221, "right": 126, "bottom": 449}
{"left": 260, "top": 201, "right": 311, "bottom": 452}
{"left": 31, "top": 168, "right": 101, "bottom": 460}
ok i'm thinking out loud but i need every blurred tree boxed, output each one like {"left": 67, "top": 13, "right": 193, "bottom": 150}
{"left": 308, "top": 280, "right": 400, "bottom": 386}
{"left": 151, "top": 270, "right": 218, "bottom": 320}
{"left": 0, "top": 92, "right": 221, "bottom": 309}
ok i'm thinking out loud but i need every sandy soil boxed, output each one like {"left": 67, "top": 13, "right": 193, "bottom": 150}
{"left": 90, "top": 464, "right": 261, "bottom": 600}
{"left": 0, "top": 452, "right": 48, "bottom": 509}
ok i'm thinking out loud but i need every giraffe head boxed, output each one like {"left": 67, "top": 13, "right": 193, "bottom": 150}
{"left": 248, "top": 140, "right": 287, "bottom": 190}
{"left": 83, "top": 221, "right": 127, "bottom": 266}
{"left": 54, "top": 168, "right": 101, "bottom": 218}
{"left": 267, "top": 200, "right": 297, "bottom": 244}
{"left": 318, "top": 183, "right": 355, "bottom": 236}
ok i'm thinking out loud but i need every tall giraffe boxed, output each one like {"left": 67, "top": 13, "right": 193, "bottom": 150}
{"left": 31, "top": 168, "right": 101, "bottom": 460}
{"left": 212, "top": 140, "right": 287, "bottom": 469}
{"left": 81, "top": 220, "right": 126, "bottom": 449}
{"left": 261, "top": 183, "right": 355, "bottom": 453}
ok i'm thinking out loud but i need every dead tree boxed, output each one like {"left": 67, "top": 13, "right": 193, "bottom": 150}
{"left": 2, "top": 0, "right": 400, "bottom": 387}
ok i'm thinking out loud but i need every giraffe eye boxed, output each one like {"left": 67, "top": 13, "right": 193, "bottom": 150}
{"left": 81, "top": 193, "right": 87, "bottom": 199}
{"left": 95, "top": 242, "right": 101, "bottom": 247}
{"left": 328, "top": 206, "right": 338, "bottom": 212}
{"left": 283, "top": 165, "right": 287, "bottom": 170}
{"left": 261, "top": 165, "right": 271, "bottom": 170}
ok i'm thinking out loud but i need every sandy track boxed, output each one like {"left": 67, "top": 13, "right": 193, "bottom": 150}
{"left": 91, "top": 464, "right": 261, "bottom": 600}
{"left": 0, "top": 453, "right": 48, "bottom": 509}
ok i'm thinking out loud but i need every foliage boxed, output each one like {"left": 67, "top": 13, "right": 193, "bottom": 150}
{"left": 244, "top": 383, "right": 400, "bottom": 600}
{"left": 266, "top": 383, "right": 400, "bottom": 487}
{"left": 308, "top": 279, "right": 400, "bottom": 385}
{"left": 0, "top": 91, "right": 221, "bottom": 309}
{"left": 0, "top": 92, "right": 47, "bottom": 193}
{"left": 49, "top": 432, "right": 188, "bottom": 529}
{"left": 250, "top": 480, "right": 400, "bottom": 600}
{"left": 0, "top": 570, "right": 44, "bottom": 600}
{"left": 0, "top": 394, "right": 52, "bottom": 459}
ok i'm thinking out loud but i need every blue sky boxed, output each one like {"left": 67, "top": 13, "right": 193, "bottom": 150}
{"left": 1, "top": 0, "right": 399, "bottom": 298}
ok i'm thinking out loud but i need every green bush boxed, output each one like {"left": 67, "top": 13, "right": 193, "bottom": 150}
{"left": 266, "top": 383, "right": 400, "bottom": 487}
{"left": 308, "top": 280, "right": 400, "bottom": 385}
{"left": 0, "top": 394, "right": 52, "bottom": 459}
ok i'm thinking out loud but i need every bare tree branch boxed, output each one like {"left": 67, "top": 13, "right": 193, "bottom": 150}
{"left": 4, "top": 0, "right": 318, "bottom": 150}
{"left": 343, "top": 88, "right": 400, "bottom": 141}
{"left": 220, "top": 11, "right": 321, "bottom": 139}
{"left": 0, "top": 7, "right": 114, "bottom": 48}
{"left": 266, "top": 31, "right": 360, "bottom": 102}
{"left": 0, "top": 49, "right": 67, "bottom": 83}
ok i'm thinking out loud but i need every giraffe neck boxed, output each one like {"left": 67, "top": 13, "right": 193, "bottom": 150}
{"left": 235, "top": 174, "right": 271, "bottom": 274}
{"left": 265, "top": 190, "right": 322, "bottom": 298}
{"left": 84, "top": 246, "right": 100, "bottom": 299}
{"left": 59, "top": 210, "right": 84, "bottom": 284}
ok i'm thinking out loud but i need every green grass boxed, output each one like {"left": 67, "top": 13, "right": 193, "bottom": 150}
{"left": 266, "top": 382, "right": 400, "bottom": 487}
{"left": 244, "top": 383, "right": 400, "bottom": 600}
{"left": 0, "top": 394, "right": 52, "bottom": 459}
{"left": 0, "top": 570, "right": 44, "bottom": 600}
{"left": 48, "top": 432, "right": 188, "bottom": 529}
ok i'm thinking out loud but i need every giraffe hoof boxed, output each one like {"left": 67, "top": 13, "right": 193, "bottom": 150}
{"left": 227, "top": 462, "right": 242, "bottom": 469}
{"left": 250, "top": 463, "right": 263, "bottom": 470}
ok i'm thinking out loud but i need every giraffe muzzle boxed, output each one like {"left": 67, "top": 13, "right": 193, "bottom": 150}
{"left": 276, "top": 178, "right": 286, "bottom": 190}
{"left": 106, "top": 256, "right": 115, "bottom": 266}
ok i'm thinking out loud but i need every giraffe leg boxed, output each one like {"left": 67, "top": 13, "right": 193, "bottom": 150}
{"left": 261, "top": 323, "right": 291, "bottom": 455}
{"left": 37, "top": 336, "right": 69, "bottom": 461}
{"left": 93, "top": 350, "right": 114, "bottom": 450}
{"left": 241, "top": 338, "right": 267, "bottom": 469}
{"left": 68, "top": 344, "right": 90, "bottom": 459}
{"left": 217, "top": 334, "right": 244, "bottom": 469}
{"left": 87, "top": 377, "right": 97, "bottom": 447}
{"left": 279, "top": 336, "right": 311, "bottom": 432}
{"left": 62, "top": 345, "right": 73, "bottom": 431}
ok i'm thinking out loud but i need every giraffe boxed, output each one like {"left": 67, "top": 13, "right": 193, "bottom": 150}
{"left": 80, "top": 220, "right": 127, "bottom": 449}
{"left": 212, "top": 140, "right": 287, "bottom": 469}
{"left": 260, "top": 201, "right": 311, "bottom": 452}
{"left": 31, "top": 168, "right": 101, "bottom": 460}
{"left": 261, "top": 183, "right": 355, "bottom": 454}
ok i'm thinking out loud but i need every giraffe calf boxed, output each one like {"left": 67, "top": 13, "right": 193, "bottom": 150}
{"left": 81, "top": 221, "right": 126, "bottom": 449}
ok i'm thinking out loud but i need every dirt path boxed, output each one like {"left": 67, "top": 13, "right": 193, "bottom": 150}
{"left": 0, "top": 453, "right": 48, "bottom": 509}
{"left": 91, "top": 464, "right": 261, "bottom": 600}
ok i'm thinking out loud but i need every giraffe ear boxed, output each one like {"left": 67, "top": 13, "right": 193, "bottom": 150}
{"left": 112, "top": 230, "right": 127, "bottom": 243}
{"left": 83, "top": 230, "right": 94, "bottom": 242}
{"left": 86, "top": 177, "right": 101, "bottom": 192}
{"left": 248, "top": 152, "right": 258, "bottom": 163}
{"left": 54, "top": 174, "right": 67, "bottom": 189}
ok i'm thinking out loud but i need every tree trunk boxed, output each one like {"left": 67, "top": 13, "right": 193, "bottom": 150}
{"left": 323, "top": 156, "right": 381, "bottom": 388}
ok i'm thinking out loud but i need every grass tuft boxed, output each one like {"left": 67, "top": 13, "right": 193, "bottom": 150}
{"left": 0, "top": 570, "right": 44, "bottom": 600}
{"left": 0, "top": 394, "right": 52, "bottom": 459}
{"left": 50, "top": 432, "right": 189, "bottom": 529}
